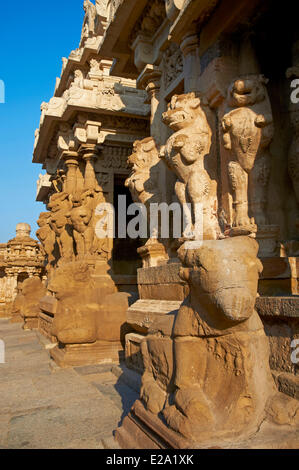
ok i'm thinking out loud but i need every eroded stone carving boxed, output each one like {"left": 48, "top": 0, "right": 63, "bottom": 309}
{"left": 163, "top": 44, "right": 183, "bottom": 90}
{"left": 48, "top": 192, "right": 74, "bottom": 263}
{"left": 83, "top": 0, "right": 97, "bottom": 38}
{"left": 125, "top": 137, "right": 169, "bottom": 266}
{"left": 140, "top": 236, "right": 299, "bottom": 444}
{"left": 70, "top": 191, "right": 94, "bottom": 258}
{"left": 48, "top": 261, "right": 130, "bottom": 365}
{"left": 69, "top": 188, "right": 109, "bottom": 260}
{"left": 160, "top": 92, "right": 220, "bottom": 240}
{"left": 125, "top": 137, "right": 161, "bottom": 210}
{"left": 222, "top": 75, "right": 274, "bottom": 232}
{"left": 20, "top": 278, "right": 46, "bottom": 330}
{"left": 36, "top": 212, "right": 57, "bottom": 270}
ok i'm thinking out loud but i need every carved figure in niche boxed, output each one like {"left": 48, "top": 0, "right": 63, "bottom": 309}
{"left": 286, "top": 40, "right": 299, "bottom": 233}
{"left": 48, "top": 262, "right": 129, "bottom": 346}
{"left": 72, "top": 70, "right": 84, "bottom": 89}
{"left": 125, "top": 137, "right": 161, "bottom": 238}
{"left": 222, "top": 75, "right": 274, "bottom": 230}
{"left": 160, "top": 92, "right": 219, "bottom": 240}
{"left": 36, "top": 212, "right": 57, "bottom": 269}
{"left": 83, "top": 0, "right": 97, "bottom": 37}
{"left": 48, "top": 192, "right": 74, "bottom": 262}
{"left": 140, "top": 236, "right": 299, "bottom": 444}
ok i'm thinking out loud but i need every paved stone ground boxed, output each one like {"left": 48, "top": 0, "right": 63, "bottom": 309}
{"left": 0, "top": 319, "right": 139, "bottom": 449}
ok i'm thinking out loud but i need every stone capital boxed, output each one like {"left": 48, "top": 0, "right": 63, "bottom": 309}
{"left": 137, "top": 65, "right": 162, "bottom": 98}
{"left": 79, "top": 144, "right": 99, "bottom": 160}
{"left": 61, "top": 151, "right": 80, "bottom": 167}
{"left": 180, "top": 31, "right": 199, "bottom": 57}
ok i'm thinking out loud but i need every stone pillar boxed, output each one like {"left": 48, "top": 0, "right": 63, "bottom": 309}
{"left": 81, "top": 146, "right": 98, "bottom": 191}
{"left": 62, "top": 151, "right": 79, "bottom": 194}
{"left": 5, "top": 268, "right": 18, "bottom": 302}
{"left": 180, "top": 30, "right": 201, "bottom": 93}
{"left": 137, "top": 65, "right": 162, "bottom": 145}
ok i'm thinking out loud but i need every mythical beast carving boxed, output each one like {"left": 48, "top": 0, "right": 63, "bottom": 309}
{"left": 160, "top": 92, "right": 219, "bottom": 240}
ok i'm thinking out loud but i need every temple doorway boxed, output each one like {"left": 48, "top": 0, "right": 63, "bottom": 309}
{"left": 112, "top": 174, "right": 143, "bottom": 275}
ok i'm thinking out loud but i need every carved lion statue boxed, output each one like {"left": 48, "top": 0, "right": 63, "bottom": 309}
{"left": 160, "top": 92, "right": 219, "bottom": 240}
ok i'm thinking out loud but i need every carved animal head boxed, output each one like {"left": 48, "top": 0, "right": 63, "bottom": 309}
{"left": 21, "top": 277, "right": 45, "bottom": 300}
{"left": 228, "top": 74, "right": 268, "bottom": 107}
{"left": 162, "top": 92, "right": 208, "bottom": 132}
{"left": 48, "top": 192, "right": 70, "bottom": 213}
{"left": 127, "top": 137, "right": 159, "bottom": 172}
{"left": 178, "top": 236, "right": 263, "bottom": 325}
{"left": 70, "top": 205, "right": 93, "bottom": 233}
{"left": 47, "top": 262, "right": 93, "bottom": 301}
{"left": 37, "top": 212, "right": 51, "bottom": 228}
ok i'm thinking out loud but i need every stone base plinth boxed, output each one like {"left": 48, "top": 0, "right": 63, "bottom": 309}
{"left": 137, "top": 263, "right": 188, "bottom": 302}
{"left": 127, "top": 299, "right": 181, "bottom": 334}
{"left": 256, "top": 225, "right": 280, "bottom": 257}
{"left": 137, "top": 240, "right": 169, "bottom": 268}
{"left": 50, "top": 340, "right": 124, "bottom": 368}
{"left": 259, "top": 256, "right": 299, "bottom": 295}
{"left": 38, "top": 312, "right": 55, "bottom": 342}
{"left": 0, "top": 302, "right": 12, "bottom": 318}
{"left": 125, "top": 332, "right": 145, "bottom": 373}
{"left": 115, "top": 400, "right": 191, "bottom": 449}
{"left": 23, "top": 317, "right": 39, "bottom": 330}
{"left": 115, "top": 400, "right": 299, "bottom": 449}
{"left": 10, "top": 315, "right": 23, "bottom": 324}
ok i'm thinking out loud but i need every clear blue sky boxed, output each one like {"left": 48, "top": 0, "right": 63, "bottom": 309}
{"left": 0, "top": 1, "right": 84, "bottom": 242}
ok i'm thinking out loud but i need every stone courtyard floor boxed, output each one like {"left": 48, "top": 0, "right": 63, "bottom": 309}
{"left": 0, "top": 319, "right": 139, "bottom": 449}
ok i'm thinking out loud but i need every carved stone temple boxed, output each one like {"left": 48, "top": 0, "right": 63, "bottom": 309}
{"left": 0, "top": 223, "right": 45, "bottom": 320}
{"left": 26, "top": 0, "right": 299, "bottom": 448}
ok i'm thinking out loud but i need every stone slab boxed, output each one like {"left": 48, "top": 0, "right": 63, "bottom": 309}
{"left": 50, "top": 340, "right": 123, "bottom": 368}
{"left": 273, "top": 371, "right": 299, "bottom": 400}
{"left": 256, "top": 296, "right": 299, "bottom": 318}
{"left": 127, "top": 299, "right": 181, "bottom": 331}
{"left": 137, "top": 263, "right": 184, "bottom": 285}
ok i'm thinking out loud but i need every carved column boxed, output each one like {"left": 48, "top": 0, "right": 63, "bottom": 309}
{"left": 80, "top": 146, "right": 98, "bottom": 191}
{"left": 62, "top": 151, "right": 79, "bottom": 195}
{"left": 180, "top": 30, "right": 201, "bottom": 93}
{"left": 137, "top": 65, "right": 162, "bottom": 145}
{"left": 5, "top": 268, "right": 18, "bottom": 302}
